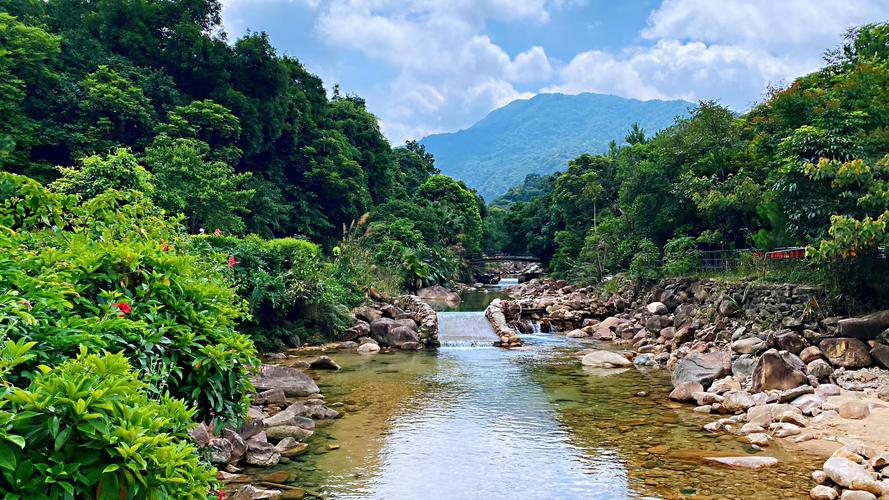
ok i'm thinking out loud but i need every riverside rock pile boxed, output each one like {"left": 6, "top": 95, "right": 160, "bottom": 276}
{"left": 338, "top": 294, "right": 439, "bottom": 350}
{"left": 505, "top": 277, "right": 889, "bottom": 480}
{"left": 189, "top": 364, "right": 341, "bottom": 498}
{"left": 810, "top": 442, "right": 889, "bottom": 499}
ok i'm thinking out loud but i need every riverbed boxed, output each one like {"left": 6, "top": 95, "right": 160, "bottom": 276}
{"left": 253, "top": 292, "right": 819, "bottom": 499}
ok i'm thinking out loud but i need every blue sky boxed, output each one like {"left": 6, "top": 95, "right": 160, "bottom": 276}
{"left": 221, "top": 0, "right": 889, "bottom": 144}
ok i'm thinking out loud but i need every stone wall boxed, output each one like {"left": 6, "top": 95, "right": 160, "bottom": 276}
{"left": 393, "top": 294, "right": 440, "bottom": 348}
{"left": 484, "top": 298, "right": 521, "bottom": 347}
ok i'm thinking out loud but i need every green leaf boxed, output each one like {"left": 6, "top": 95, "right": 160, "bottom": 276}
{"left": 0, "top": 443, "right": 16, "bottom": 471}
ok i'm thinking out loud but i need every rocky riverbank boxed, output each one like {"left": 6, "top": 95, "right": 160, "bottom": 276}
{"left": 503, "top": 276, "right": 889, "bottom": 498}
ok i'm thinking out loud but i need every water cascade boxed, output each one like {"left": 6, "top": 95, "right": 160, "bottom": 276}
{"left": 436, "top": 311, "right": 499, "bottom": 347}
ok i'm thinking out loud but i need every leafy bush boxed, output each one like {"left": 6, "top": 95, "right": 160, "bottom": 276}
{"left": 663, "top": 236, "right": 701, "bottom": 276}
{"left": 0, "top": 348, "right": 216, "bottom": 498}
{"left": 0, "top": 172, "right": 257, "bottom": 424}
{"left": 192, "top": 234, "right": 351, "bottom": 350}
{"left": 629, "top": 239, "right": 660, "bottom": 280}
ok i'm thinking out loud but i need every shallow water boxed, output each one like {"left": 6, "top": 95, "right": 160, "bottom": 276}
{"left": 258, "top": 296, "right": 818, "bottom": 499}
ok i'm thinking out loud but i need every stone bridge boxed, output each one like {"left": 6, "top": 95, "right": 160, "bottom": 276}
{"left": 471, "top": 255, "right": 542, "bottom": 284}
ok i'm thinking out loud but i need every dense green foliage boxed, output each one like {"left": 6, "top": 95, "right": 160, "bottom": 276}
{"left": 0, "top": 2, "right": 440, "bottom": 245}
{"left": 0, "top": 348, "right": 216, "bottom": 498}
{"left": 421, "top": 93, "right": 690, "bottom": 200}
{"left": 490, "top": 24, "right": 889, "bottom": 307}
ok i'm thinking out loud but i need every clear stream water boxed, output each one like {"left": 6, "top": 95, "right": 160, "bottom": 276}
{"left": 259, "top": 291, "right": 818, "bottom": 499}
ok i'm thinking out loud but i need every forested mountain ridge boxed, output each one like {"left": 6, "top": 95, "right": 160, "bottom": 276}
{"left": 421, "top": 92, "right": 691, "bottom": 200}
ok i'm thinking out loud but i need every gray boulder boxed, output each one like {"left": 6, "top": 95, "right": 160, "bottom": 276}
{"left": 752, "top": 349, "right": 808, "bottom": 392}
{"left": 251, "top": 364, "right": 319, "bottom": 397}
{"left": 837, "top": 310, "right": 889, "bottom": 339}
{"left": 820, "top": 338, "right": 873, "bottom": 368}
{"left": 671, "top": 351, "right": 731, "bottom": 388}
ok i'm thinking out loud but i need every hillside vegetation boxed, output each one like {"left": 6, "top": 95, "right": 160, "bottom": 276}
{"left": 485, "top": 23, "right": 889, "bottom": 309}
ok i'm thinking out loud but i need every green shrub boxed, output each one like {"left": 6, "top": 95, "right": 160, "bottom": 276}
{"left": 663, "top": 236, "right": 701, "bottom": 276}
{"left": 0, "top": 172, "right": 258, "bottom": 424}
{"left": 191, "top": 234, "right": 350, "bottom": 350}
{"left": 629, "top": 239, "right": 660, "bottom": 280}
{"left": 0, "top": 348, "right": 216, "bottom": 498}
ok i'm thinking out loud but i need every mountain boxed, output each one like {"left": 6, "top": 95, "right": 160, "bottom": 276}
{"left": 420, "top": 93, "right": 692, "bottom": 200}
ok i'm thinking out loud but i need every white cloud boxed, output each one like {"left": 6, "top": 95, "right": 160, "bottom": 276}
{"left": 549, "top": 0, "right": 889, "bottom": 110}
{"left": 643, "top": 0, "right": 888, "bottom": 50}
{"left": 312, "top": 0, "right": 561, "bottom": 141}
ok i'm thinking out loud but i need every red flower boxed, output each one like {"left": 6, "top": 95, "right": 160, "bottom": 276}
{"left": 112, "top": 302, "right": 132, "bottom": 315}
{"left": 228, "top": 255, "right": 237, "bottom": 268}
{"left": 162, "top": 243, "right": 169, "bottom": 252}
{"left": 214, "top": 228, "right": 222, "bottom": 236}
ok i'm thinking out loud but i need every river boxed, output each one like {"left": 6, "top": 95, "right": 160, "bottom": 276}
{"left": 258, "top": 290, "right": 818, "bottom": 499}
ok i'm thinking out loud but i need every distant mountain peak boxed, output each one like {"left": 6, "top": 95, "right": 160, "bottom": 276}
{"left": 420, "top": 92, "right": 692, "bottom": 200}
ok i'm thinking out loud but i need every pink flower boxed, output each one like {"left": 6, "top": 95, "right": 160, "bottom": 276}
{"left": 112, "top": 302, "right": 132, "bottom": 315}
{"left": 228, "top": 255, "right": 237, "bottom": 268}
{"left": 214, "top": 228, "right": 222, "bottom": 236}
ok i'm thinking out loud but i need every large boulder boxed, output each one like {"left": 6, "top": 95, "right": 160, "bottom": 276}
{"left": 822, "top": 457, "right": 883, "bottom": 494}
{"left": 820, "top": 338, "right": 873, "bottom": 368}
{"left": 417, "top": 285, "right": 461, "bottom": 304}
{"left": 669, "top": 381, "right": 704, "bottom": 402}
{"left": 581, "top": 351, "right": 632, "bottom": 368}
{"left": 671, "top": 351, "right": 731, "bottom": 388}
{"left": 837, "top": 310, "right": 889, "bottom": 339}
{"left": 732, "top": 337, "right": 766, "bottom": 354}
{"left": 752, "top": 349, "right": 808, "bottom": 392}
{"left": 774, "top": 332, "right": 808, "bottom": 354}
{"left": 646, "top": 302, "right": 668, "bottom": 315}
{"left": 370, "top": 319, "right": 420, "bottom": 347}
{"left": 870, "top": 344, "right": 889, "bottom": 369}
{"left": 251, "top": 365, "right": 319, "bottom": 397}
{"left": 308, "top": 356, "right": 340, "bottom": 370}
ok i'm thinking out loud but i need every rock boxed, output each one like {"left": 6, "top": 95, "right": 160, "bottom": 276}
{"left": 801, "top": 346, "right": 824, "bottom": 364}
{"left": 646, "top": 302, "right": 668, "bottom": 315}
{"left": 813, "top": 470, "right": 829, "bottom": 484}
{"left": 263, "top": 402, "right": 310, "bottom": 427}
{"left": 669, "top": 381, "right": 704, "bottom": 402}
{"left": 308, "top": 356, "right": 340, "bottom": 370}
{"left": 717, "top": 298, "right": 739, "bottom": 317}
{"left": 357, "top": 342, "right": 381, "bottom": 354}
{"left": 208, "top": 437, "right": 233, "bottom": 464}
{"left": 740, "top": 422, "right": 765, "bottom": 434}
{"left": 380, "top": 304, "right": 401, "bottom": 318}
{"left": 839, "top": 491, "right": 876, "bottom": 500}
{"left": 417, "top": 285, "right": 461, "bottom": 303}
{"left": 708, "top": 376, "right": 741, "bottom": 394}
{"left": 633, "top": 354, "right": 656, "bottom": 366}
{"left": 870, "top": 344, "right": 889, "bottom": 369}
{"left": 566, "top": 329, "right": 588, "bottom": 338}
{"left": 823, "top": 457, "right": 883, "bottom": 494}
{"left": 817, "top": 384, "right": 842, "bottom": 398}
{"left": 223, "top": 428, "right": 247, "bottom": 462}
{"left": 837, "top": 310, "right": 889, "bottom": 339}
{"left": 581, "top": 351, "right": 632, "bottom": 368}
{"left": 232, "top": 485, "right": 283, "bottom": 499}
{"left": 265, "top": 425, "right": 313, "bottom": 441}
{"left": 721, "top": 390, "right": 755, "bottom": 413}
{"left": 791, "top": 394, "right": 824, "bottom": 414}
{"left": 273, "top": 437, "right": 299, "bottom": 453}
{"left": 251, "top": 365, "right": 319, "bottom": 397}
{"left": 820, "top": 338, "right": 873, "bottom": 369}
{"left": 813, "top": 410, "right": 839, "bottom": 424}
{"left": 878, "top": 384, "right": 889, "bottom": 402}
{"left": 380, "top": 325, "right": 420, "bottom": 348}
{"left": 703, "top": 456, "right": 778, "bottom": 469}
{"left": 808, "top": 359, "right": 835, "bottom": 381}
{"left": 353, "top": 306, "right": 382, "bottom": 324}
{"left": 779, "top": 384, "right": 814, "bottom": 402}
{"left": 398, "top": 341, "right": 422, "bottom": 350}
{"left": 871, "top": 452, "right": 889, "bottom": 470}
{"left": 253, "top": 388, "right": 288, "bottom": 406}
{"left": 752, "top": 349, "right": 808, "bottom": 392}
{"left": 771, "top": 422, "right": 801, "bottom": 437}
{"left": 732, "top": 356, "right": 757, "bottom": 379}
{"left": 775, "top": 331, "right": 808, "bottom": 354}
{"left": 245, "top": 440, "right": 280, "bottom": 467}
{"left": 810, "top": 485, "right": 839, "bottom": 500}
{"left": 732, "top": 337, "right": 766, "bottom": 354}
{"left": 305, "top": 405, "right": 340, "bottom": 420}
{"left": 671, "top": 351, "right": 732, "bottom": 388}
{"left": 743, "top": 433, "right": 770, "bottom": 446}
{"left": 746, "top": 405, "right": 773, "bottom": 426}
{"left": 189, "top": 422, "right": 211, "bottom": 446}
{"left": 394, "top": 318, "right": 418, "bottom": 331}
{"left": 838, "top": 400, "right": 870, "bottom": 419}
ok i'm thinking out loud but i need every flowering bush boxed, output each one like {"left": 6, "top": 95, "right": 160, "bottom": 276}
{"left": 0, "top": 172, "right": 258, "bottom": 424}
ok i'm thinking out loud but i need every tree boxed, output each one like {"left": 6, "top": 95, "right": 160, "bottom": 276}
{"left": 78, "top": 66, "right": 156, "bottom": 155}
{"left": 0, "top": 13, "right": 59, "bottom": 172}
{"left": 159, "top": 99, "right": 242, "bottom": 165}
{"left": 51, "top": 148, "right": 153, "bottom": 198}
{"left": 146, "top": 136, "right": 253, "bottom": 233}
{"left": 394, "top": 140, "right": 439, "bottom": 193}
{"left": 416, "top": 175, "right": 483, "bottom": 255}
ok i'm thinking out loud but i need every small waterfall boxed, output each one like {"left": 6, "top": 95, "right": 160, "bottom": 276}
{"left": 497, "top": 277, "right": 519, "bottom": 288}
{"left": 437, "top": 312, "right": 498, "bottom": 348}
